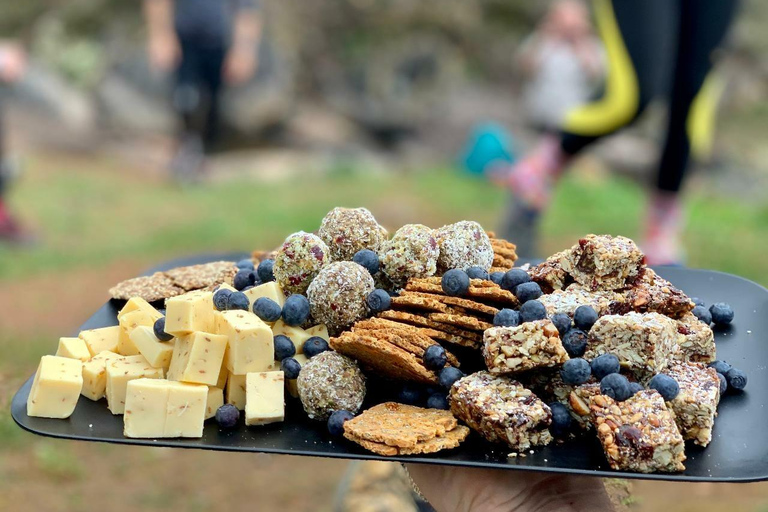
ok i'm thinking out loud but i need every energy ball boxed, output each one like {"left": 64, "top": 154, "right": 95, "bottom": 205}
{"left": 307, "top": 261, "right": 375, "bottom": 332}
{"left": 298, "top": 351, "right": 366, "bottom": 421}
{"left": 435, "top": 220, "right": 493, "bottom": 272}
{"left": 380, "top": 224, "right": 439, "bottom": 287}
{"left": 273, "top": 231, "right": 329, "bottom": 295}
{"left": 318, "top": 207, "right": 387, "bottom": 262}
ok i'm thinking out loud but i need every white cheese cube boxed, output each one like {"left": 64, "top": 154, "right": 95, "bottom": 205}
{"left": 226, "top": 373, "right": 247, "bottom": 410}
{"left": 216, "top": 311, "right": 274, "bottom": 374}
{"left": 164, "top": 290, "right": 215, "bottom": 336}
{"left": 165, "top": 381, "right": 208, "bottom": 437}
{"left": 106, "top": 355, "right": 164, "bottom": 414}
{"left": 118, "top": 307, "right": 163, "bottom": 356}
{"left": 130, "top": 325, "right": 174, "bottom": 369}
{"left": 272, "top": 319, "right": 314, "bottom": 354}
{"left": 244, "top": 281, "right": 286, "bottom": 309}
{"left": 55, "top": 337, "right": 91, "bottom": 362}
{"left": 205, "top": 386, "right": 224, "bottom": 420}
{"left": 305, "top": 324, "right": 330, "bottom": 341}
{"left": 118, "top": 297, "right": 162, "bottom": 321}
{"left": 79, "top": 326, "right": 120, "bottom": 356}
{"left": 27, "top": 355, "right": 84, "bottom": 419}
{"left": 124, "top": 379, "right": 170, "bottom": 438}
{"left": 81, "top": 350, "right": 122, "bottom": 401}
{"left": 166, "top": 331, "right": 228, "bottom": 386}
{"left": 245, "top": 371, "right": 285, "bottom": 426}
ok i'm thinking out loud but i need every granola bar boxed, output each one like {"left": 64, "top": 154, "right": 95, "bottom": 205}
{"left": 560, "top": 234, "right": 645, "bottom": 291}
{"left": 525, "top": 369, "right": 599, "bottom": 431}
{"left": 528, "top": 250, "right": 570, "bottom": 293}
{"left": 585, "top": 312, "right": 679, "bottom": 379}
{"left": 483, "top": 320, "right": 569, "bottom": 375}
{"left": 449, "top": 371, "right": 553, "bottom": 451}
{"left": 568, "top": 382, "right": 602, "bottom": 430}
{"left": 538, "top": 285, "right": 623, "bottom": 318}
{"left": 590, "top": 390, "right": 686, "bottom": 473}
{"left": 610, "top": 268, "right": 694, "bottom": 319}
{"left": 673, "top": 312, "right": 716, "bottom": 363}
{"left": 663, "top": 362, "right": 721, "bottom": 446}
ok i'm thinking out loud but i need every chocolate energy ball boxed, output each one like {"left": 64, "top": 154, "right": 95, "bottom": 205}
{"left": 273, "top": 231, "right": 329, "bottom": 295}
{"left": 298, "top": 351, "right": 366, "bottom": 420}
{"left": 307, "top": 261, "right": 375, "bottom": 332}
{"left": 318, "top": 207, "right": 387, "bottom": 262}
{"left": 380, "top": 224, "right": 439, "bottom": 287}
{"left": 436, "top": 220, "right": 494, "bottom": 272}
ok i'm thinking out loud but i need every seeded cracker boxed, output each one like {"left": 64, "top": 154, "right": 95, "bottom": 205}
{"left": 345, "top": 425, "right": 470, "bottom": 456}
{"left": 297, "top": 351, "right": 366, "bottom": 421}
{"left": 343, "top": 402, "right": 458, "bottom": 448}
{"left": 273, "top": 231, "right": 329, "bottom": 295}
{"left": 428, "top": 312, "right": 493, "bottom": 332}
{"left": 109, "top": 272, "right": 185, "bottom": 302}
{"left": 435, "top": 221, "right": 494, "bottom": 272}
{"left": 377, "top": 310, "right": 482, "bottom": 344}
{"left": 164, "top": 261, "right": 237, "bottom": 290}
{"left": 352, "top": 317, "right": 478, "bottom": 349}
{"left": 307, "top": 262, "right": 375, "bottom": 332}
{"left": 349, "top": 322, "right": 460, "bottom": 367}
{"left": 380, "top": 224, "right": 439, "bottom": 288}
{"left": 318, "top": 207, "right": 387, "bottom": 262}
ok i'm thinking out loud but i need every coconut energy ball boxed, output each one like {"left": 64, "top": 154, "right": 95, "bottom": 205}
{"left": 318, "top": 207, "right": 387, "bottom": 262}
{"left": 273, "top": 231, "right": 329, "bottom": 295}
{"left": 307, "top": 261, "right": 375, "bottom": 332}
{"left": 380, "top": 224, "right": 439, "bottom": 287}
{"left": 298, "top": 351, "right": 366, "bottom": 421}
{"left": 436, "top": 220, "right": 494, "bottom": 272}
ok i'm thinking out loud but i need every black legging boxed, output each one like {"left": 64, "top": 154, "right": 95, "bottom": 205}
{"left": 560, "top": 0, "right": 739, "bottom": 193}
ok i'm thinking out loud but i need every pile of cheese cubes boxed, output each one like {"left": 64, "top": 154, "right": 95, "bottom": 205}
{"left": 26, "top": 280, "right": 329, "bottom": 439}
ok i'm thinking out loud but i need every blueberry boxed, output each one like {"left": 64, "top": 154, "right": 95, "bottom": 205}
{"left": 709, "top": 303, "right": 734, "bottom": 326}
{"left": 353, "top": 249, "right": 379, "bottom": 276}
{"left": 561, "top": 329, "right": 588, "bottom": 358}
{"left": 273, "top": 334, "right": 296, "bottom": 361}
{"left": 648, "top": 374, "right": 680, "bottom": 401}
{"left": 327, "top": 410, "right": 355, "bottom": 436}
{"left": 303, "top": 336, "right": 330, "bottom": 358}
{"left": 236, "top": 258, "right": 255, "bottom": 270}
{"left": 725, "top": 367, "right": 747, "bottom": 391}
{"left": 215, "top": 404, "right": 240, "bottom": 428}
{"left": 708, "top": 360, "right": 731, "bottom": 375}
{"left": 691, "top": 297, "right": 705, "bottom": 307}
{"left": 282, "top": 294, "right": 310, "bottom": 326}
{"left": 590, "top": 353, "right": 620, "bottom": 380}
{"left": 573, "top": 305, "right": 598, "bottom": 331}
{"left": 256, "top": 259, "right": 275, "bottom": 283}
{"left": 628, "top": 382, "right": 644, "bottom": 396}
{"left": 717, "top": 373, "right": 728, "bottom": 395}
{"left": 490, "top": 272, "right": 505, "bottom": 285}
{"left": 515, "top": 281, "right": 542, "bottom": 302}
{"left": 234, "top": 270, "right": 256, "bottom": 291}
{"left": 281, "top": 357, "right": 302, "bottom": 379}
{"left": 398, "top": 384, "right": 423, "bottom": 405}
{"left": 213, "top": 289, "right": 233, "bottom": 311}
{"left": 153, "top": 317, "right": 173, "bottom": 342}
{"left": 253, "top": 297, "right": 282, "bottom": 322}
{"left": 366, "top": 289, "right": 391, "bottom": 313}
{"left": 519, "top": 300, "right": 547, "bottom": 323}
{"left": 501, "top": 268, "right": 530, "bottom": 292}
{"left": 466, "top": 266, "right": 489, "bottom": 280}
{"left": 600, "top": 373, "right": 632, "bottom": 402}
{"left": 438, "top": 367, "right": 464, "bottom": 390}
{"left": 493, "top": 308, "right": 520, "bottom": 327}
{"left": 548, "top": 402, "right": 572, "bottom": 437}
{"left": 426, "top": 393, "right": 449, "bottom": 410}
{"left": 550, "top": 313, "right": 572, "bottom": 337}
{"left": 560, "top": 358, "right": 591, "bottom": 385}
{"left": 441, "top": 269, "right": 470, "bottom": 296}
{"left": 692, "top": 305, "right": 712, "bottom": 325}
{"left": 227, "top": 291, "right": 250, "bottom": 311}
{"left": 423, "top": 345, "right": 447, "bottom": 370}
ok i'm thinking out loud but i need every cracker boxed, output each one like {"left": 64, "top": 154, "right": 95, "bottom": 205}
{"left": 429, "top": 312, "right": 493, "bottom": 331}
{"left": 109, "top": 272, "right": 185, "bottom": 302}
{"left": 390, "top": 294, "right": 449, "bottom": 313}
{"left": 353, "top": 318, "right": 479, "bottom": 349}
{"left": 343, "top": 402, "right": 458, "bottom": 448}
{"left": 345, "top": 426, "right": 470, "bottom": 456}
{"left": 378, "top": 311, "right": 482, "bottom": 342}
{"left": 406, "top": 277, "right": 519, "bottom": 307}
{"left": 466, "top": 287, "right": 518, "bottom": 306}
{"left": 350, "top": 323, "right": 460, "bottom": 367}
{"left": 164, "top": 261, "right": 237, "bottom": 291}
{"left": 492, "top": 254, "right": 516, "bottom": 269}
{"left": 402, "top": 291, "right": 499, "bottom": 317}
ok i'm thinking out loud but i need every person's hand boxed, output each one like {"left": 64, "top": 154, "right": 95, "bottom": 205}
{"left": 0, "top": 41, "right": 26, "bottom": 83}
{"left": 147, "top": 31, "right": 180, "bottom": 72}
{"left": 404, "top": 464, "right": 614, "bottom": 512}
{"left": 223, "top": 45, "right": 258, "bottom": 86}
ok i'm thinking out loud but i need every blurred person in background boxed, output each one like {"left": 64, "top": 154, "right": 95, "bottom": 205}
{"left": 493, "top": 0, "right": 739, "bottom": 264}
{"left": 143, "top": 0, "right": 263, "bottom": 182}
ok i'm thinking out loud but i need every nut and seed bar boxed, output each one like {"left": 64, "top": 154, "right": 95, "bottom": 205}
{"left": 590, "top": 390, "right": 686, "bottom": 473}
{"left": 525, "top": 369, "right": 599, "bottom": 431}
{"left": 568, "top": 382, "right": 602, "bottom": 430}
{"left": 449, "top": 371, "right": 553, "bottom": 451}
{"left": 673, "top": 312, "right": 716, "bottom": 363}
{"left": 483, "top": 320, "right": 569, "bottom": 375}
{"left": 528, "top": 250, "right": 571, "bottom": 293}
{"left": 560, "top": 234, "right": 645, "bottom": 291}
{"left": 663, "top": 362, "right": 721, "bottom": 446}
{"left": 539, "top": 285, "right": 623, "bottom": 318}
{"left": 610, "top": 268, "right": 694, "bottom": 319}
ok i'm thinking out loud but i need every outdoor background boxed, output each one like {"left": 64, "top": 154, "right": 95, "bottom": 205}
{"left": 1, "top": 0, "right": 768, "bottom": 510}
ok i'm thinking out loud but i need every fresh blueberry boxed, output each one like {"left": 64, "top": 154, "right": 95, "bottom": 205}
{"left": 257, "top": 259, "right": 275, "bottom": 283}
{"left": 493, "top": 308, "right": 520, "bottom": 327}
{"left": 692, "top": 305, "right": 712, "bottom": 325}
{"left": 236, "top": 258, "right": 255, "bottom": 270}
{"left": 398, "top": 384, "right": 423, "bottom": 405}
{"left": 600, "top": 373, "right": 632, "bottom": 402}
{"left": 153, "top": 317, "right": 173, "bottom": 342}
{"left": 303, "top": 336, "right": 330, "bottom": 358}
{"left": 549, "top": 402, "right": 572, "bottom": 437}
{"left": 501, "top": 268, "right": 530, "bottom": 292}
{"left": 253, "top": 297, "right": 282, "bottom": 322}
{"left": 515, "top": 281, "right": 542, "bottom": 302}
{"left": 560, "top": 358, "right": 591, "bottom": 385}
{"left": 519, "top": 300, "right": 547, "bottom": 323}
{"left": 213, "top": 288, "right": 233, "bottom": 311}
{"left": 466, "top": 266, "right": 489, "bottom": 280}
{"left": 590, "top": 353, "right": 620, "bottom": 380}
{"left": 438, "top": 367, "right": 464, "bottom": 390}
{"left": 327, "top": 410, "right": 355, "bottom": 436}
{"left": 717, "top": 373, "right": 728, "bottom": 395}
{"left": 708, "top": 360, "right": 732, "bottom": 375}
{"left": 628, "top": 382, "right": 644, "bottom": 396}
{"left": 423, "top": 345, "right": 447, "bottom": 371}
{"left": 227, "top": 291, "right": 250, "bottom": 311}
{"left": 282, "top": 294, "right": 310, "bottom": 326}
{"left": 573, "top": 305, "right": 598, "bottom": 331}
{"left": 709, "top": 302, "right": 734, "bottom": 326}
{"left": 273, "top": 334, "right": 296, "bottom": 361}
{"left": 691, "top": 297, "right": 705, "bottom": 307}
{"left": 215, "top": 404, "right": 240, "bottom": 428}
{"left": 353, "top": 249, "right": 380, "bottom": 276}
{"left": 366, "top": 289, "right": 391, "bottom": 313}
{"left": 441, "top": 269, "right": 470, "bottom": 296}
{"left": 648, "top": 374, "right": 680, "bottom": 401}
{"left": 550, "top": 313, "right": 572, "bottom": 337}
{"left": 234, "top": 270, "right": 256, "bottom": 291}
{"left": 725, "top": 367, "right": 747, "bottom": 391}
{"left": 426, "top": 393, "right": 450, "bottom": 410}
{"left": 490, "top": 272, "right": 505, "bottom": 285}
{"left": 281, "top": 357, "right": 302, "bottom": 379}
{"left": 561, "top": 329, "right": 588, "bottom": 358}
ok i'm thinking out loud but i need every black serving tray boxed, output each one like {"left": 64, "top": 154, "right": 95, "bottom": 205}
{"left": 11, "top": 255, "right": 768, "bottom": 482}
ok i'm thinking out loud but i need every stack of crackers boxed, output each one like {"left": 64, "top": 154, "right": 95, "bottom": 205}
{"left": 487, "top": 232, "right": 518, "bottom": 272}
{"left": 343, "top": 402, "right": 470, "bottom": 456}
{"left": 109, "top": 261, "right": 238, "bottom": 302}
